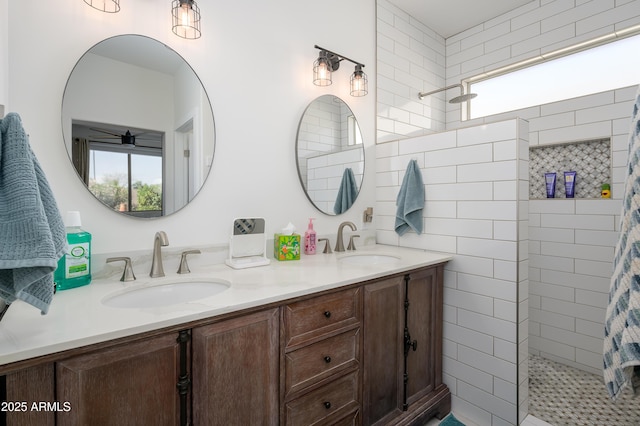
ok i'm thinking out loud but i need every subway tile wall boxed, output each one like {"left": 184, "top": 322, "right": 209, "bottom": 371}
{"left": 376, "top": 0, "right": 446, "bottom": 143}
{"left": 377, "top": 1, "right": 640, "bottom": 424}
{"left": 375, "top": 118, "right": 529, "bottom": 425}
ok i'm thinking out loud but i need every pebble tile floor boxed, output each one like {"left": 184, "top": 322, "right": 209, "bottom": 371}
{"left": 529, "top": 354, "right": 640, "bottom": 425}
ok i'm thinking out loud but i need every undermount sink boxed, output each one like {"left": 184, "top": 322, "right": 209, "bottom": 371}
{"left": 102, "top": 280, "right": 230, "bottom": 309}
{"left": 338, "top": 254, "right": 401, "bottom": 265}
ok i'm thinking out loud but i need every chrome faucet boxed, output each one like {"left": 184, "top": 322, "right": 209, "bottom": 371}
{"left": 150, "top": 231, "right": 169, "bottom": 278}
{"left": 335, "top": 221, "right": 357, "bottom": 252}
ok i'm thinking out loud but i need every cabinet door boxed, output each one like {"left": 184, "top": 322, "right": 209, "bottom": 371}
{"left": 56, "top": 333, "right": 182, "bottom": 426}
{"left": 5, "top": 363, "right": 55, "bottom": 426}
{"left": 192, "top": 308, "right": 279, "bottom": 426}
{"left": 406, "top": 266, "right": 439, "bottom": 405}
{"left": 363, "top": 275, "right": 404, "bottom": 426}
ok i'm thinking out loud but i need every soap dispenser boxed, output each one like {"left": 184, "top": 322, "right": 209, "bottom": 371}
{"left": 304, "top": 218, "right": 317, "bottom": 255}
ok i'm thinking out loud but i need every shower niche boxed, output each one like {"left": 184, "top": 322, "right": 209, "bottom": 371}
{"left": 529, "top": 138, "right": 611, "bottom": 199}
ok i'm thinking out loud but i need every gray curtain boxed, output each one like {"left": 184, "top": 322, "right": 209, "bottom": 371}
{"left": 72, "top": 138, "right": 89, "bottom": 184}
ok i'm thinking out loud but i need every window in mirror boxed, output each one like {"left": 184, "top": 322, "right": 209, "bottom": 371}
{"left": 88, "top": 147, "right": 163, "bottom": 217}
{"left": 348, "top": 115, "right": 362, "bottom": 146}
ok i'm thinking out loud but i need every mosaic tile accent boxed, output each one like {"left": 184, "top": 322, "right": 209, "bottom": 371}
{"left": 530, "top": 139, "right": 611, "bottom": 199}
{"left": 529, "top": 354, "right": 640, "bottom": 426}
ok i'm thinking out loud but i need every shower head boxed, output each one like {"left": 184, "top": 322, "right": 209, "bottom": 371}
{"left": 418, "top": 83, "right": 477, "bottom": 103}
{"left": 448, "top": 92, "right": 477, "bottom": 103}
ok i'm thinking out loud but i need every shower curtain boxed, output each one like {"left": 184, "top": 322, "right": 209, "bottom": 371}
{"left": 604, "top": 85, "right": 640, "bottom": 400}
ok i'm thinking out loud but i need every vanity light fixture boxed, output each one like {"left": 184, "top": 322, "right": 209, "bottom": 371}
{"left": 313, "top": 45, "right": 367, "bottom": 97}
{"left": 418, "top": 84, "right": 477, "bottom": 104}
{"left": 172, "top": 0, "right": 201, "bottom": 39}
{"left": 83, "top": 0, "right": 120, "bottom": 13}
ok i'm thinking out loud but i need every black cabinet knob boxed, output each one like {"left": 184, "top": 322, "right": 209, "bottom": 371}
{"left": 324, "top": 401, "right": 331, "bottom": 409}
{"left": 324, "top": 356, "right": 332, "bottom": 363}
{"left": 324, "top": 311, "right": 331, "bottom": 318}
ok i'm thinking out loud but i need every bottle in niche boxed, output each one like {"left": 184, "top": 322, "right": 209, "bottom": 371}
{"left": 55, "top": 211, "right": 92, "bottom": 291}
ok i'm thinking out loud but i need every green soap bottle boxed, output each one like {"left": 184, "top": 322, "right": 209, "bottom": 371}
{"left": 55, "top": 211, "right": 92, "bottom": 291}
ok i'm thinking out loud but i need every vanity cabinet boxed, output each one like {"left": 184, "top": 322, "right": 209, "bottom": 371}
{"left": 363, "top": 266, "right": 450, "bottom": 425}
{"left": 281, "top": 287, "right": 362, "bottom": 425}
{"left": 192, "top": 307, "right": 280, "bottom": 425}
{"left": 56, "top": 333, "right": 183, "bottom": 425}
{"left": 2, "top": 261, "right": 449, "bottom": 426}
{"left": 4, "top": 332, "right": 183, "bottom": 426}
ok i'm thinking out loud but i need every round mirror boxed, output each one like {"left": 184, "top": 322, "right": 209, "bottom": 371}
{"left": 62, "top": 35, "right": 215, "bottom": 218}
{"left": 295, "top": 95, "right": 365, "bottom": 215}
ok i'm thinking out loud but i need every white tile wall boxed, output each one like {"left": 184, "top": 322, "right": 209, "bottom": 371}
{"left": 375, "top": 118, "right": 528, "bottom": 425}
{"left": 376, "top": 0, "right": 446, "bottom": 143}
{"left": 377, "top": 0, "right": 640, "bottom": 424}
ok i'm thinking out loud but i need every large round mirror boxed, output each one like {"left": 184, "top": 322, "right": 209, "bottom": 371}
{"left": 295, "top": 95, "right": 365, "bottom": 215}
{"left": 62, "top": 35, "right": 215, "bottom": 218}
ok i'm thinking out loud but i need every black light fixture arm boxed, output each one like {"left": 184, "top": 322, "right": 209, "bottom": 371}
{"left": 314, "top": 45, "right": 365, "bottom": 70}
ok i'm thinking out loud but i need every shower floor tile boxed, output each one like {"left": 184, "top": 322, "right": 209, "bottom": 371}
{"left": 529, "top": 354, "right": 640, "bottom": 425}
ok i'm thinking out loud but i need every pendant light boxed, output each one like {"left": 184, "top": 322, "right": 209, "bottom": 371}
{"left": 83, "top": 0, "right": 120, "bottom": 13}
{"left": 172, "top": 0, "right": 202, "bottom": 39}
{"left": 350, "top": 65, "right": 368, "bottom": 97}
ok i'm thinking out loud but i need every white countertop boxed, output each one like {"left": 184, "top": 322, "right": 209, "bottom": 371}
{"left": 0, "top": 245, "right": 452, "bottom": 367}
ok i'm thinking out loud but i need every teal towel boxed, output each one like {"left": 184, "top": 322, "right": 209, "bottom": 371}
{"left": 334, "top": 167, "right": 358, "bottom": 214}
{"left": 395, "top": 159, "right": 424, "bottom": 236}
{"left": 0, "top": 113, "right": 66, "bottom": 315}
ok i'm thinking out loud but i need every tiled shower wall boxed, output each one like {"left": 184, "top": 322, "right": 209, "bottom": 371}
{"left": 444, "top": 0, "right": 640, "bottom": 381}
{"left": 376, "top": 0, "right": 446, "bottom": 143}
{"left": 377, "top": 0, "right": 640, "bottom": 372}
{"left": 376, "top": 118, "right": 529, "bottom": 425}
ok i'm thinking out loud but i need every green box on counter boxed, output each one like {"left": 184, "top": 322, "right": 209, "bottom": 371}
{"left": 274, "top": 233, "right": 300, "bottom": 261}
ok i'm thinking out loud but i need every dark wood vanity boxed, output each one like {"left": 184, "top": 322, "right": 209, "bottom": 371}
{"left": 1, "top": 263, "right": 449, "bottom": 425}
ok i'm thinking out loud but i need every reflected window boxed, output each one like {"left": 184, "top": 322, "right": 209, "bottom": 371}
{"left": 348, "top": 115, "right": 362, "bottom": 146}
{"left": 89, "top": 148, "right": 163, "bottom": 216}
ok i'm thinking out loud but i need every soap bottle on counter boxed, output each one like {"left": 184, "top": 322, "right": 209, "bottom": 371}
{"left": 54, "top": 211, "right": 92, "bottom": 291}
{"left": 304, "top": 218, "right": 317, "bottom": 255}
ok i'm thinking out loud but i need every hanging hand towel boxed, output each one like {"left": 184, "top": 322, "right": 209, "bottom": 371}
{"left": 395, "top": 159, "right": 424, "bottom": 236}
{"left": 334, "top": 167, "right": 358, "bottom": 215}
{"left": 604, "top": 85, "right": 640, "bottom": 399}
{"left": 0, "top": 113, "right": 66, "bottom": 315}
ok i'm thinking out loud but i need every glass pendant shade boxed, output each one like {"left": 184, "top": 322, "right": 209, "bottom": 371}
{"left": 83, "top": 0, "right": 120, "bottom": 13}
{"left": 313, "top": 53, "right": 333, "bottom": 86}
{"left": 350, "top": 65, "right": 368, "bottom": 97}
{"left": 172, "top": 0, "right": 202, "bottom": 39}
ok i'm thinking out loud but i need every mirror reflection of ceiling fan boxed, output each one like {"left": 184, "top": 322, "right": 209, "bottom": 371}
{"left": 89, "top": 127, "right": 158, "bottom": 147}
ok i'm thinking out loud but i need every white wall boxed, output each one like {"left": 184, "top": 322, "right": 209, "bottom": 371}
{"left": 5, "top": 0, "right": 376, "bottom": 256}
{"left": 376, "top": 118, "right": 529, "bottom": 425}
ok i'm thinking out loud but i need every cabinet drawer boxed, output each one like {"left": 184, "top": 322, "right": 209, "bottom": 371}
{"left": 284, "top": 287, "right": 361, "bottom": 348}
{"left": 285, "top": 328, "right": 360, "bottom": 397}
{"left": 285, "top": 371, "right": 359, "bottom": 426}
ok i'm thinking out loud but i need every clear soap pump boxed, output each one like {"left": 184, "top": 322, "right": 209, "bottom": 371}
{"left": 304, "top": 218, "right": 317, "bottom": 255}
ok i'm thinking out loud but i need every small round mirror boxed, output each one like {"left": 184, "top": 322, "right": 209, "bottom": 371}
{"left": 61, "top": 35, "right": 215, "bottom": 218}
{"left": 295, "top": 95, "right": 365, "bottom": 215}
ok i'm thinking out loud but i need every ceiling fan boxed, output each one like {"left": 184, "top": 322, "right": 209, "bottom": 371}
{"left": 89, "top": 127, "right": 159, "bottom": 147}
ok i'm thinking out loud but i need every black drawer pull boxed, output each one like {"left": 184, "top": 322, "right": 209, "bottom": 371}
{"left": 324, "top": 311, "right": 331, "bottom": 318}
{"left": 324, "top": 356, "right": 332, "bottom": 363}
{"left": 324, "top": 401, "right": 331, "bottom": 409}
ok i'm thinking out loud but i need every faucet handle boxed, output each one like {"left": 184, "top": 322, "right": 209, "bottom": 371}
{"left": 177, "top": 250, "right": 201, "bottom": 274}
{"left": 347, "top": 235, "right": 360, "bottom": 251}
{"left": 318, "top": 238, "right": 332, "bottom": 254}
{"left": 106, "top": 257, "right": 136, "bottom": 282}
